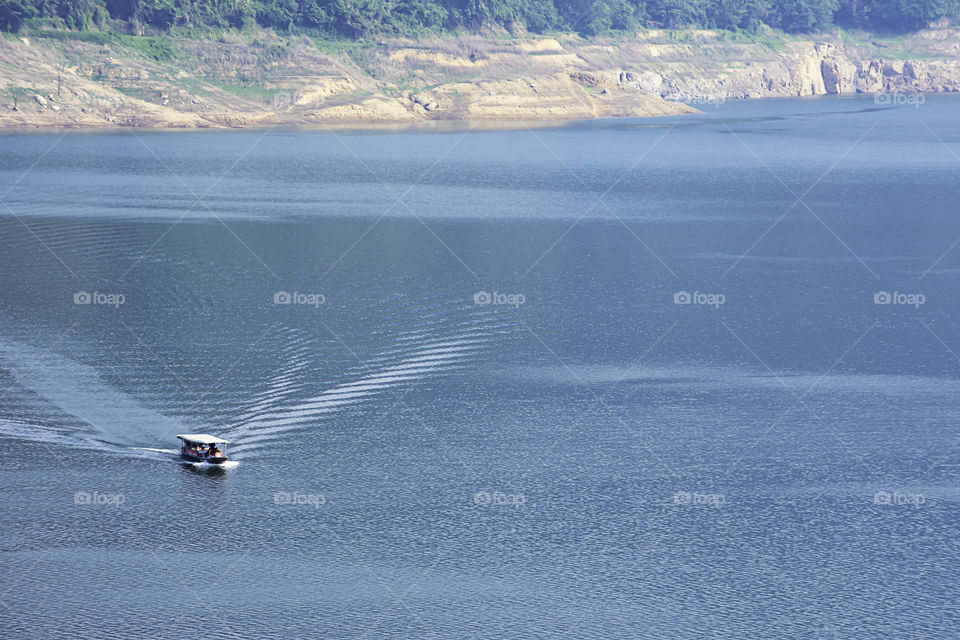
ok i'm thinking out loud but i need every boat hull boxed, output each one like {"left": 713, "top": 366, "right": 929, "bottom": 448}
{"left": 181, "top": 453, "right": 229, "bottom": 465}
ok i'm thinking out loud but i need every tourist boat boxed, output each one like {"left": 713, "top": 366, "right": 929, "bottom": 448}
{"left": 177, "top": 434, "right": 230, "bottom": 464}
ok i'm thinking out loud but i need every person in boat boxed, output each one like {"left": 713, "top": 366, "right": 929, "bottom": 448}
{"left": 208, "top": 444, "right": 223, "bottom": 458}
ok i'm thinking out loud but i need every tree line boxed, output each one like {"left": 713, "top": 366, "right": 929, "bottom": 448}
{"left": 1, "top": 0, "right": 957, "bottom": 37}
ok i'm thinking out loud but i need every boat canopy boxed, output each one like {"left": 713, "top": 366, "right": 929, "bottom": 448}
{"left": 177, "top": 434, "right": 230, "bottom": 445}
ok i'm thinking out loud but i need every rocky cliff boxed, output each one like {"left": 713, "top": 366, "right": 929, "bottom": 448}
{"left": 650, "top": 39, "right": 960, "bottom": 103}
{"left": 0, "top": 27, "right": 956, "bottom": 129}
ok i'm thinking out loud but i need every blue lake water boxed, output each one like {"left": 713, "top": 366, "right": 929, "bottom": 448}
{"left": 0, "top": 95, "right": 959, "bottom": 639}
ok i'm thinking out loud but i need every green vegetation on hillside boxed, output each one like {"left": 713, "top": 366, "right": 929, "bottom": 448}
{"left": 0, "top": 0, "right": 957, "bottom": 38}
{"left": 33, "top": 29, "right": 175, "bottom": 58}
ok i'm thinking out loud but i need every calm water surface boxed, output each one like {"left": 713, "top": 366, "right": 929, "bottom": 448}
{"left": 1, "top": 96, "right": 959, "bottom": 639}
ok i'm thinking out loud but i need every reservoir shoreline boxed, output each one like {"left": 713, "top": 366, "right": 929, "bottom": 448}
{"left": 1, "top": 26, "right": 958, "bottom": 131}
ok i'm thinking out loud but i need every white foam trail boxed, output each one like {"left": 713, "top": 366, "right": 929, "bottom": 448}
{"left": 0, "top": 338, "right": 180, "bottom": 446}
{"left": 191, "top": 460, "right": 239, "bottom": 470}
{"left": 131, "top": 447, "right": 179, "bottom": 454}
{"left": 0, "top": 420, "right": 117, "bottom": 453}
{"left": 0, "top": 421, "right": 191, "bottom": 464}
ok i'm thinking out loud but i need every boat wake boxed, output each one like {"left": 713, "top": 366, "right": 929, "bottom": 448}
{"left": 187, "top": 460, "right": 239, "bottom": 471}
{"left": 0, "top": 336, "right": 202, "bottom": 461}
{"left": 0, "top": 299, "right": 511, "bottom": 463}
{"left": 130, "top": 447, "right": 180, "bottom": 455}
{"left": 225, "top": 324, "right": 501, "bottom": 458}
{"left": 0, "top": 337, "right": 182, "bottom": 450}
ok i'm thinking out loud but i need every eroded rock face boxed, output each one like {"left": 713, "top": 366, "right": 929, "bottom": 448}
{"left": 652, "top": 40, "right": 960, "bottom": 104}
{"left": 303, "top": 98, "right": 418, "bottom": 122}
{"left": 856, "top": 60, "right": 885, "bottom": 93}
{"left": 794, "top": 44, "right": 828, "bottom": 95}
{"left": 821, "top": 57, "right": 857, "bottom": 94}
{"left": 406, "top": 72, "right": 695, "bottom": 121}
{"left": 0, "top": 30, "right": 958, "bottom": 130}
